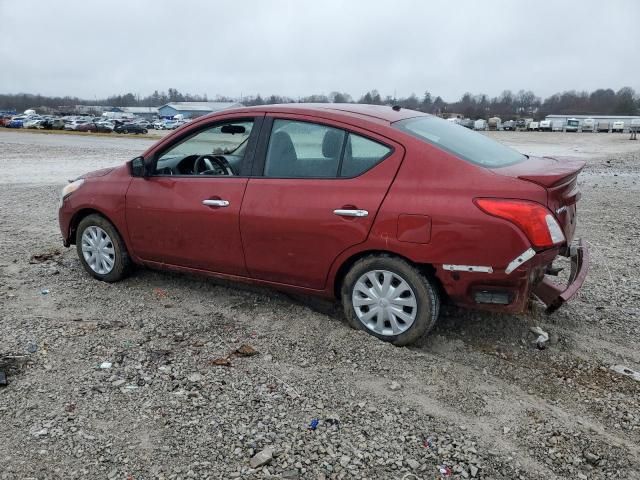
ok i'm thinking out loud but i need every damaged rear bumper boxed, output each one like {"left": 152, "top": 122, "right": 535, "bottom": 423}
{"left": 533, "top": 238, "right": 589, "bottom": 313}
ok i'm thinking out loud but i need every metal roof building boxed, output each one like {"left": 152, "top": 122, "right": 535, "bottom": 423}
{"left": 545, "top": 114, "right": 640, "bottom": 123}
{"left": 158, "top": 102, "right": 241, "bottom": 119}
{"left": 118, "top": 106, "right": 159, "bottom": 119}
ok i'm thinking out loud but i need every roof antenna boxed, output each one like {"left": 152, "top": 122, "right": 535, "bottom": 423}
{"left": 392, "top": 105, "right": 401, "bottom": 111}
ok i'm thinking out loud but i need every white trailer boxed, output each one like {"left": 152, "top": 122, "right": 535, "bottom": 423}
{"left": 473, "top": 119, "right": 487, "bottom": 130}
{"left": 612, "top": 121, "right": 625, "bottom": 132}
{"left": 582, "top": 118, "right": 595, "bottom": 132}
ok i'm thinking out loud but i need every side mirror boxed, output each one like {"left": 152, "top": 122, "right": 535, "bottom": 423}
{"left": 130, "top": 156, "right": 146, "bottom": 177}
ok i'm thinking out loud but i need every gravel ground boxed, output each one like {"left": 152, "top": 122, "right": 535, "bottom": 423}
{"left": 0, "top": 129, "right": 639, "bottom": 480}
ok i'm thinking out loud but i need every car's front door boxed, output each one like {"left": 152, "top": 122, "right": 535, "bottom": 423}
{"left": 125, "top": 116, "right": 262, "bottom": 275}
{"left": 240, "top": 115, "right": 405, "bottom": 289}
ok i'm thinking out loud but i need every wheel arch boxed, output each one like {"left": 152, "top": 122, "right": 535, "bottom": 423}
{"left": 68, "top": 208, "right": 126, "bottom": 247}
{"left": 331, "top": 250, "right": 445, "bottom": 301}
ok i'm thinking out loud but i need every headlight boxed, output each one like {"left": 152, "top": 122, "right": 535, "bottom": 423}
{"left": 61, "top": 178, "right": 85, "bottom": 203}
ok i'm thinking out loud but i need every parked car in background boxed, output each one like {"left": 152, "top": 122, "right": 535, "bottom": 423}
{"left": 7, "top": 118, "right": 24, "bottom": 128}
{"left": 565, "top": 118, "right": 580, "bottom": 132}
{"left": 528, "top": 121, "right": 539, "bottom": 131}
{"left": 552, "top": 120, "right": 564, "bottom": 132}
{"left": 597, "top": 120, "right": 610, "bottom": 132}
{"left": 515, "top": 119, "right": 527, "bottom": 130}
{"left": 64, "top": 119, "right": 91, "bottom": 131}
{"left": 76, "top": 122, "right": 113, "bottom": 133}
{"left": 40, "top": 118, "right": 65, "bottom": 130}
{"left": 23, "top": 118, "right": 44, "bottom": 129}
{"left": 539, "top": 120, "right": 552, "bottom": 132}
{"left": 58, "top": 104, "right": 588, "bottom": 346}
{"left": 582, "top": 118, "right": 595, "bottom": 132}
{"left": 611, "top": 121, "right": 625, "bottom": 133}
{"left": 502, "top": 120, "right": 515, "bottom": 131}
{"left": 114, "top": 123, "right": 148, "bottom": 134}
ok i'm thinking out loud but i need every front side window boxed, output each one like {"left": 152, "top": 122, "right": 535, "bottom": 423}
{"left": 264, "top": 119, "right": 392, "bottom": 178}
{"left": 394, "top": 116, "right": 525, "bottom": 167}
{"left": 154, "top": 119, "right": 253, "bottom": 176}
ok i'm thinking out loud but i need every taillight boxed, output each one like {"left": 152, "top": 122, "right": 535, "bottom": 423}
{"left": 474, "top": 198, "right": 565, "bottom": 249}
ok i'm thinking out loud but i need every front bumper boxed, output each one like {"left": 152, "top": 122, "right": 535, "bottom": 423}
{"left": 533, "top": 238, "right": 589, "bottom": 312}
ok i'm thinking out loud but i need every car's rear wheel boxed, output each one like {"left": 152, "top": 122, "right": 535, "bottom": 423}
{"left": 75, "top": 214, "right": 131, "bottom": 282}
{"left": 341, "top": 255, "right": 439, "bottom": 346}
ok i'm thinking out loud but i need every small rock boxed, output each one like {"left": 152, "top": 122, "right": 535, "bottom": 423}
{"left": 388, "top": 381, "right": 402, "bottom": 391}
{"left": 30, "top": 427, "right": 48, "bottom": 437}
{"left": 99, "top": 362, "right": 112, "bottom": 369}
{"left": 339, "top": 455, "right": 350, "bottom": 467}
{"left": 470, "top": 465, "right": 479, "bottom": 477}
{"left": 112, "top": 379, "right": 126, "bottom": 387}
{"left": 503, "top": 426, "right": 511, "bottom": 435}
{"left": 187, "top": 373, "right": 203, "bottom": 383}
{"left": 250, "top": 448, "right": 273, "bottom": 468}
{"left": 583, "top": 450, "right": 600, "bottom": 465}
{"left": 407, "top": 458, "right": 420, "bottom": 469}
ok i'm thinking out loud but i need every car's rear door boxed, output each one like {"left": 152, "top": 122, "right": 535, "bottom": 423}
{"left": 239, "top": 114, "right": 404, "bottom": 290}
{"left": 125, "top": 115, "right": 263, "bottom": 276}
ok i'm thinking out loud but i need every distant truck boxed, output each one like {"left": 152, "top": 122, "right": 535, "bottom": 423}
{"left": 552, "top": 120, "right": 564, "bottom": 132}
{"left": 611, "top": 121, "right": 625, "bottom": 133}
{"left": 597, "top": 120, "right": 610, "bottom": 132}
{"left": 487, "top": 117, "right": 501, "bottom": 131}
{"left": 565, "top": 118, "right": 580, "bottom": 132}
{"left": 539, "top": 120, "right": 552, "bottom": 131}
{"left": 473, "top": 119, "right": 487, "bottom": 131}
{"left": 582, "top": 118, "right": 595, "bottom": 132}
{"left": 528, "top": 121, "right": 540, "bottom": 131}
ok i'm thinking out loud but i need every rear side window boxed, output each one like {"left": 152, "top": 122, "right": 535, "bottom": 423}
{"left": 264, "top": 119, "right": 392, "bottom": 178}
{"left": 394, "top": 116, "right": 525, "bottom": 167}
{"left": 341, "top": 134, "right": 391, "bottom": 177}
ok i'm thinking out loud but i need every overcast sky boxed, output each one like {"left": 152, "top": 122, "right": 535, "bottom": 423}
{"left": 1, "top": 0, "right": 638, "bottom": 101}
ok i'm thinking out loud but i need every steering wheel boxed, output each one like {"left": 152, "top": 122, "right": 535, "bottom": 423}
{"left": 194, "top": 154, "right": 235, "bottom": 175}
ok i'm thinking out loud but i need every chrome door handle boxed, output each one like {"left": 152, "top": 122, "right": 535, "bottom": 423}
{"left": 333, "top": 209, "right": 368, "bottom": 217}
{"left": 202, "top": 199, "right": 230, "bottom": 207}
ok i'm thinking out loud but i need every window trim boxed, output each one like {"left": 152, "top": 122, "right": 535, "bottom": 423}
{"left": 252, "top": 116, "right": 395, "bottom": 179}
{"left": 148, "top": 115, "right": 264, "bottom": 178}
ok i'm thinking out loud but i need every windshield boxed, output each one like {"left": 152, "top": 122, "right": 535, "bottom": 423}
{"left": 394, "top": 116, "right": 526, "bottom": 167}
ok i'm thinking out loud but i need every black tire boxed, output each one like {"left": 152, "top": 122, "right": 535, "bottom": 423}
{"left": 75, "top": 214, "right": 131, "bottom": 282}
{"left": 341, "top": 254, "right": 440, "bottom": 346}
{"left": 142, "top": 129, "right": 148, "bottom": 134}
{"left": 123, "top": 129, "right": 128, "bottom": 134}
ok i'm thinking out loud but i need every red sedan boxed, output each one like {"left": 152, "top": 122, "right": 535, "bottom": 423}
{"left": 58, "top": 104, "right": 588, "bottom": 345}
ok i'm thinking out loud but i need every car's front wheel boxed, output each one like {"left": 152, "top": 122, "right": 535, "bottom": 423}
{"left": 341, "top": 255, "right": 440, "bottom": 346}
{"left": 75, "top": 214, "right": 131, "bottom": 282}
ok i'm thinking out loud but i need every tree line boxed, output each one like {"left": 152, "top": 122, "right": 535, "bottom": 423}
{"left": 1, "top": 87, "right": 638, "bottom": 118}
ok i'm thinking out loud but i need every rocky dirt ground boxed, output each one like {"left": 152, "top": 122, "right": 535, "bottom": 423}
{"left": 0, "top": 129, "right": 639, "bottom": 480}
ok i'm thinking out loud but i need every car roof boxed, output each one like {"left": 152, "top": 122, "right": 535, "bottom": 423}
{"left": 211, "top": 103, "right": 428, "bottom": 126}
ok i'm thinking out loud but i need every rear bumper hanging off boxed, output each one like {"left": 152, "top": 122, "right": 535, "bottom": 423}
{"left": 533, "top": 238, "right": 589, "bottom": 313}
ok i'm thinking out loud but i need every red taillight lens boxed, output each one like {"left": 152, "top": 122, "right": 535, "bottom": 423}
{"left": 474, "top": 198, "right": 565, "bottom": 249}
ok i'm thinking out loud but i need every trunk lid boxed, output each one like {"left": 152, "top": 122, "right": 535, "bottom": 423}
{"left": 493, "top": 156, "right": 585, "bottom": 243}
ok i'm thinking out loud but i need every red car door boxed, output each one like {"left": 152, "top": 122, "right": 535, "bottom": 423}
{"left": 240, "top": 115, "right": 405, "bottom": 290}
{"left": 125, "top": 116, "right": 262, "bottom": 276}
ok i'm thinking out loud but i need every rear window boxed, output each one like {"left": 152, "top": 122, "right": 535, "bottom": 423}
{"left": 394, "top": 116, "right": 526, "bottom": 167}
